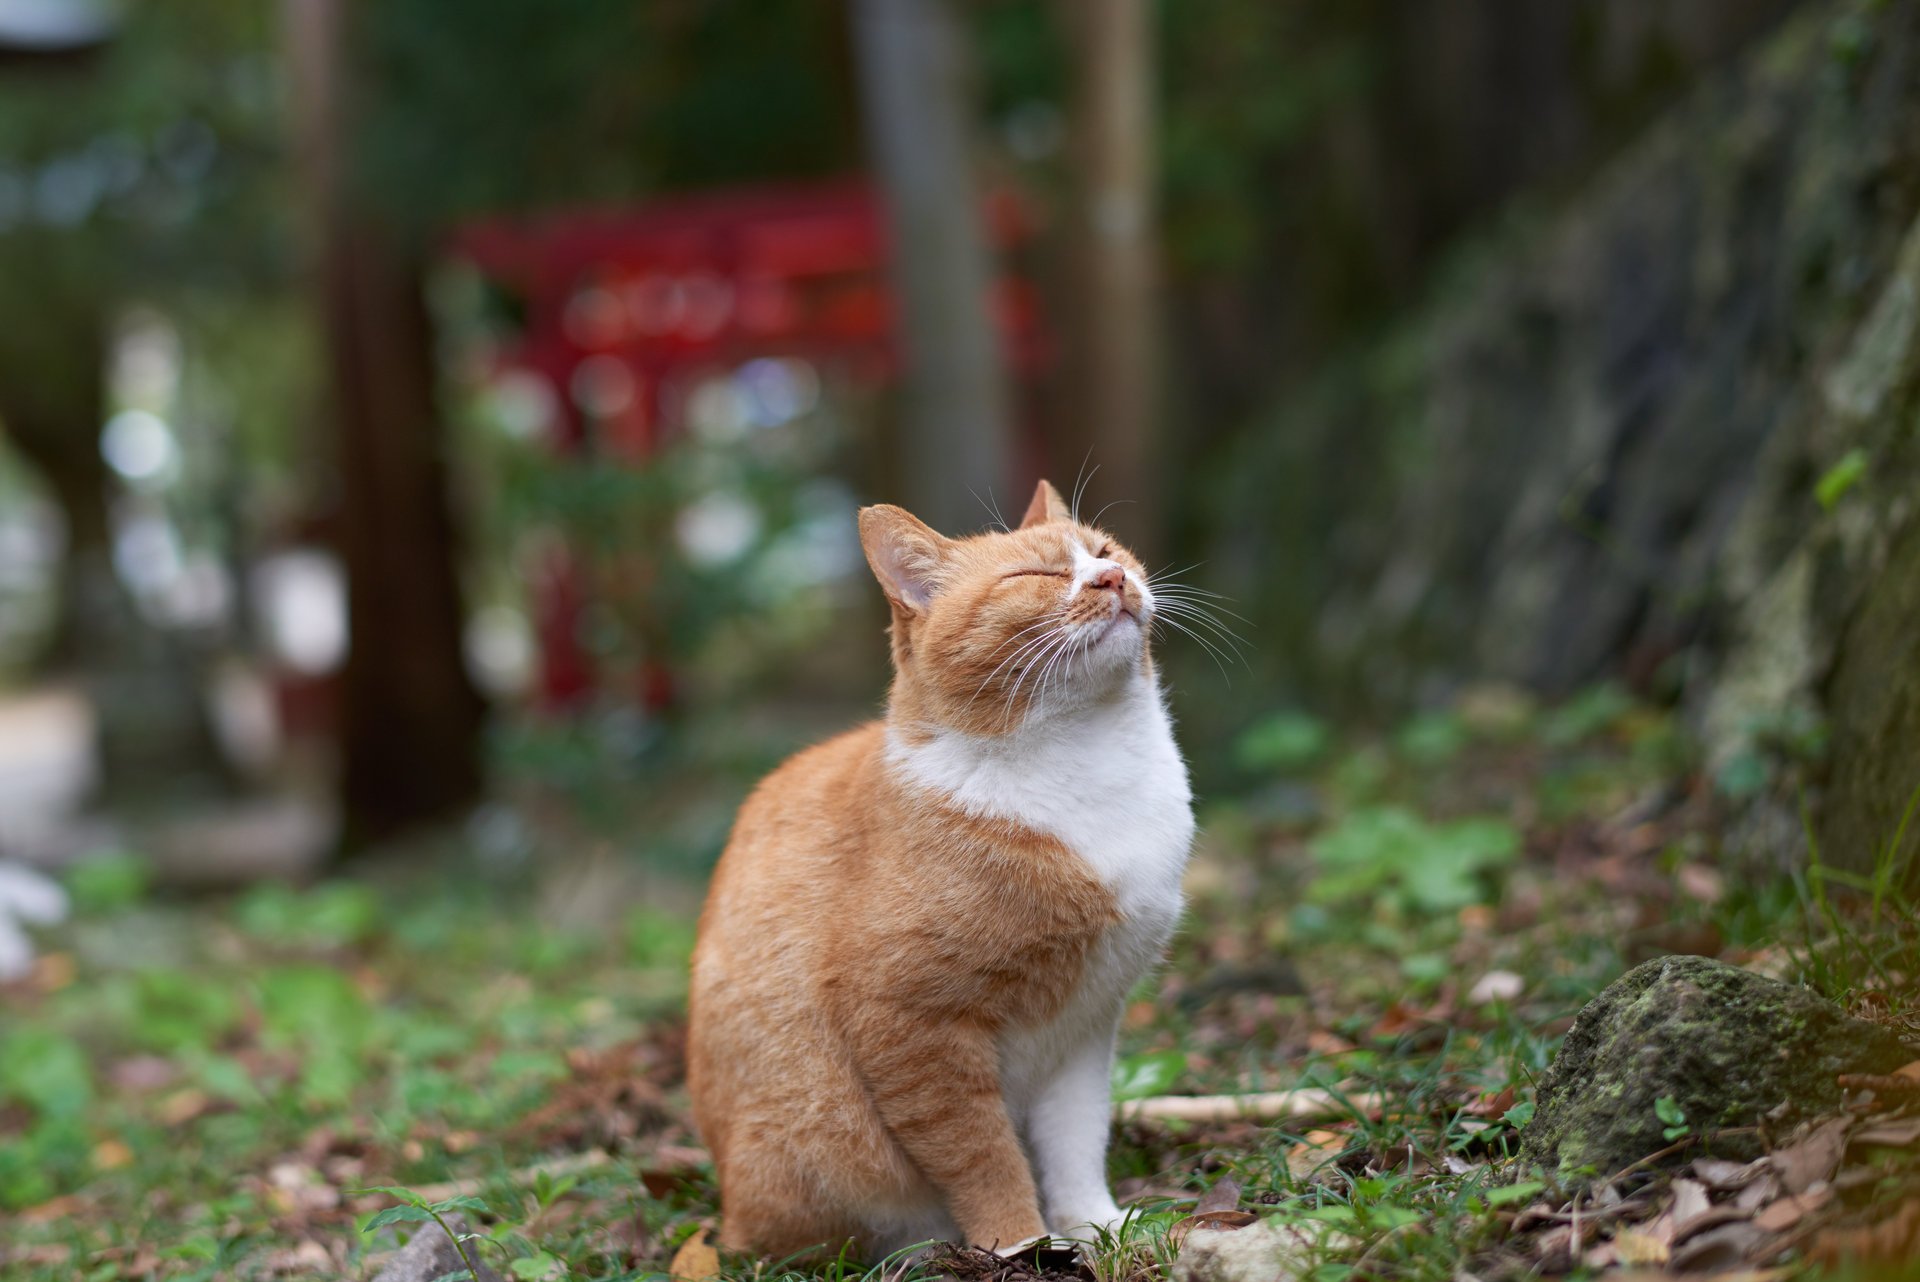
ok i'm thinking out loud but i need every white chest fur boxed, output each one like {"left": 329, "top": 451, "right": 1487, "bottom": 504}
{"left": 885, "top": 673, "right": 1195, "bottom": 919}
{"left": 887, "top": 674, "right": 1194, "bottom": 1075}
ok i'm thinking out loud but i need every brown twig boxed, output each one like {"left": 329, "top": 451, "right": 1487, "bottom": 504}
{"left": 1837, "top": 1073, "right": 1920, "bottom": 1096}
{"left": 1116, "top": 1089, "right": 1386, "bottom": 1124}
{"left": 1595, "top": 1125, "right": 1767, "bottom": 1190}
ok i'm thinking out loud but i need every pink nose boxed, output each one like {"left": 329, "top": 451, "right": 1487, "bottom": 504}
{"left": 1090, "top": 565, "right": 1125, "bottom": 593}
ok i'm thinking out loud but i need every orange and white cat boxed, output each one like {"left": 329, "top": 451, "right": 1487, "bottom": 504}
{"left": 687, "top": 480, "right": 1194, "bottom": 1260}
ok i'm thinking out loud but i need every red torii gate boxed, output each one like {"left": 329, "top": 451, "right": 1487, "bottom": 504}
{"left": 452, "top": 179, "right": 1050, "bottom": 707}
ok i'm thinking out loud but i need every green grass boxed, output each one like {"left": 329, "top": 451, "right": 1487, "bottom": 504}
{"left": 2, "top": 689, "right": 1914, "bottom": 1280}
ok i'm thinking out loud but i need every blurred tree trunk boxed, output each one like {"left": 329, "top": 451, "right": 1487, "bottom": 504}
{"left": 288, "top": 0, "right": 484, "bottom": 846}
{"left": 850, "top": 0, "right": 1013, "bottom": 534}
{"left": 0, "top": 289, "right": 115, "bottom": 670}
{"left": 1054, "top": 0, "right": 1160, "bottom": 558}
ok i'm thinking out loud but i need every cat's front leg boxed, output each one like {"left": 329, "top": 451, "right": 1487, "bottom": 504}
{"left": 842, "top": 1008, "right": 1049, "bottom": 1252}
{"left": 1027, "top": 1024, "right": 1126, "bottom": 1241}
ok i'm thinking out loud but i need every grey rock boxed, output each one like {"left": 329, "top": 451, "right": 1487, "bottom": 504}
{"left": 1522, "top": 955, "right": 1913, "bottom": 1186}
{"left": 368, "top": 1217, "right": 503, "bottom": 1282}
{"left": 1172, "top": 1219, "right": 1326, "bottom": 1282}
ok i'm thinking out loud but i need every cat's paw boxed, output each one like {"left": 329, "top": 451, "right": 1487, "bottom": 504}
{"left": 1048, "top": 1201, "right": 1129, "bottom": 1244}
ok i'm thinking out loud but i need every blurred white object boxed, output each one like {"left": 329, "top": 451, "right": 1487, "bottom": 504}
{"left": 0, "top": 861, "right": 68, "bottom": 981}
{"left": 0, "top": 0, "right": 118, "bottom": 54}
{"left": 252, "top": 549, "right": 348, "bottom": 674}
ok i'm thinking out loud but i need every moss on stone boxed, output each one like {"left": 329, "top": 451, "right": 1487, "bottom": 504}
{"left": 1520, "top": 955, "right": 1913, "bottom": 1187}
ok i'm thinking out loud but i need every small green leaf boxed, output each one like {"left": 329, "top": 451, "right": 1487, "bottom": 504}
{"left": 1485, "top": 1180, "right": 1545, "bottom": 1206}
{"left": 1111, "top": 1050, "right": 1187, "bottom": 1101}
{"left": 1815, "top": 448, "right": 1869, "bottom": 510}
{"left": 508, "top": 1252, "right": 561, "bottom": 1280}
{"left": 364, "top": 1205, "right": 438, "bottom": 1231}
{"left": 431, "top": 1194, "right": 492, "bottom": 1215}
{"left": 1654, "top": 1096, "right": 1686, "bottom": 1126}
{"left": 354, "top": 1185, "right": 430, "bottom": 1206}
{"left": 1502, "top": 1100, "right": 1535, "bottom": 1129}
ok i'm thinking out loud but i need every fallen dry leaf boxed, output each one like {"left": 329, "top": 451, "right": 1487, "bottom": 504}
{"left": 1670, "top": 1221, "right": 1766, "bottom": 1272}
{"left": 1773, "top": 1117, "right": 1851, "bottom": 1195}
{"left": 1285, "top": 1129, "right": 1348, "bottom": 1181}
{"left": 1194, "top": 1176, "right": 1241, "bottom": 1216}
{"left": 1305, "top": 1028, "right": 1357, "bottom": 1056}
{"left": 1733, "top": 1173, "right": 1783, "bottom": 1212}
{"left": 18, "top": 1194, "right": 87, "bottom": 1224}
{"left": 1668, "top": 1178, "right": 1711, "bottom": 1233}
{"left": 156, "top": 1088, "right": 212, "bottom": 1126}
{"left": 29, "top": 951, "right": 75, "bottom": 992}
{"left": 1751, "top": 1186, "right": 1832, "bottom": 1233}
{"left": 1611, "top": 1224, "right": 1671, "bottom": 1266}
{"left": 1809, "top": 1199, "right": 1920, "bottom": 1266}
{"left": 1676, "top": 862, "right": 1725, "bottom": 903}
{"left": 1367, "top": 1001, "right": 1427, "bottom": 1039}
{"left": 91, "top": 1139, "right": 133, "bottom": 1170}
{"left": 1693, "top": 1157, "right": 1769, "bottom": 1190}
{"left": 1466, "top": 1085, "right": 1518, "bottom": 1118}
{"left": 1851, "top": 1117, "right": 1920, "bottom": 1147}
{"left": 669, "top": 1226, "right": 720, "bottom": 1282}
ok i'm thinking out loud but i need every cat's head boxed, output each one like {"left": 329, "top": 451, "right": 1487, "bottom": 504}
{"left": 858, "top": 480, "right": 1156, "bottom": 734}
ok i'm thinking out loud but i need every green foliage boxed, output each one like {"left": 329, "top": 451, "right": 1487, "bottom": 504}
{"left": 1308, "top": 806, "right": 1520, "bottom": 912}
{"left": 359, "top": 0, "right": 854, "bottom": 232}
{"left": 237, "top": 881, "right": 383, "bottom": 949}
{"left": 357, "top": 1186, "right": 490, "bottom": 1282}
{"left": 1235, "top": 709, "right": 1331, "bottom": 772}
{"left": 1654, "top": 1095, "right": 1690, "bottom": 1141}
{"left": 64, "top": 851, "right": 151, "bottom": 914}
{"left": 256, "top": 965, "right": 374, "bottom": 1107}
{"left": 1539, "top": 684, "right": 1633, "bottom": 747}
{"left": 1158, "top": 3, "right": 1373, "bottom": 276}
{"left": 1815, "top": 447, "right": 1871, "bottom": 509}
{"left": 106, "top": 968, "right": 242, "bottom": 1055}
{"left": 1394, "top": 710, "right": 1470, "bottom": 765}
{"left": 0, "top": 1027, "right": 92, "bottom": 1118}
{"left": 628, "top": 906, "right": 699, "bottom": 969}
{"left": 1483, "top": 1180, "right": 1545, "bottom": 1207}
{"left": 1792, "top": 781, "right": 1920, "bottom": 1003}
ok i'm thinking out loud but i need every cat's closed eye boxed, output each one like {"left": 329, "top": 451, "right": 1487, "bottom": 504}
{"left": 1002, "top": 568, "right": 1069, "bottom": 581}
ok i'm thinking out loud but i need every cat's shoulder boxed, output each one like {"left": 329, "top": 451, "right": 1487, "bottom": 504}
{"left": 751, "top": 720, "right": 887, "bottom": 798}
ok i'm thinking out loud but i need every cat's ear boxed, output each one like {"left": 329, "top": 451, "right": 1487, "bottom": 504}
{"left": 1019, "top": 479, "right": 1071, "bottom": 528}
{"left": 859, "top": 505, "right": 951, "bottom": 610}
